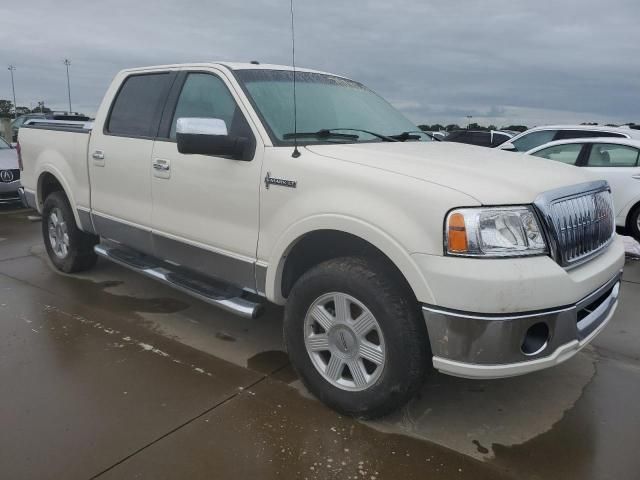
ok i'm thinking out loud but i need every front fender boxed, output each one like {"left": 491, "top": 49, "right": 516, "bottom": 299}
{"left": 264, "top": 214, "right": 436, "bottom": 305}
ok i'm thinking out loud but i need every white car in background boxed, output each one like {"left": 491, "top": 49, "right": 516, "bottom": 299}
{"left": 499, "top": 125, "right": 640, "bottom": 152}
{"left": 0, "top": 136, "right": 21, "bottom": 205}
{"left": 527, "top": 137, "right": 640, "bottom": 239}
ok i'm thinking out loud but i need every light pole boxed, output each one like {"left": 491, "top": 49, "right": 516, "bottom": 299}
{"left": 8, "top": 65, "right": 17, "bottom": 119}
{"left": 466, "top": 115, "right": 473, "bottom": 129}
{"left": 64, "top": 59, "right": 72, "bottom": 113}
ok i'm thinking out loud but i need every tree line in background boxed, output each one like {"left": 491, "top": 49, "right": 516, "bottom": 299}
{"left": 418, "top": 123, "right": 529, "bottom": 132}
{"left": 0, "top": 99, "right": 52, "bottom": 117}
{"left": 418, "top": 122, "right": 638, "bottom": 132}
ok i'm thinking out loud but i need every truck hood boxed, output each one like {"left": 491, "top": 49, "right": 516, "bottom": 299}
{"left": 0, "top": 148, "right": 18, "bottom": 170}
{"left": 306, "top": 141, "right": 597, "bottom": 205}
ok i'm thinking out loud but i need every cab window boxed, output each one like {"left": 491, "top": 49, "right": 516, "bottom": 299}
{"left": 169, "top": 73, "right": 251, "bottom": 141}
{"left": 107, "top": 73, "right": 173, "bottom": 137}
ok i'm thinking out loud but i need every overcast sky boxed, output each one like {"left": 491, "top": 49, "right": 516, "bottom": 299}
{"left": 1, "top": 0, "right": 638, "bottom": 127}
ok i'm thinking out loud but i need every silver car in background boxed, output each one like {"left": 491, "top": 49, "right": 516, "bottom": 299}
{"left": 0, "top": 137, "right": 21, "bottom": 205}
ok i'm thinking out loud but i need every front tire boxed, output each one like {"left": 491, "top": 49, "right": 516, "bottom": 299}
{"left": 628, "top": 204, "right": 640, "bottom": 242}
{"left": 42, "top": 192, "right": 98, "bottom": 273}
{"left": 284, "top": 256, "right": 429, "bottom": 419}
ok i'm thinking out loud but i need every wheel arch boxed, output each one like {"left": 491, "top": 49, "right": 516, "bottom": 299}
{"left": 624, "top": 198, "right": 640, "bottom": 232}
{"left": 264, "top": 216, "right": 435, "bottom": 306}
{"left": 36, "top": 168, "right": 82, "bottom": 227}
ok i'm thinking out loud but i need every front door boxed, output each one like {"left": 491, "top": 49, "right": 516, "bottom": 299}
{"left": 150, "top": 70, "right": 263, "bottom": 291}
{"left": 89, "top": 71, "right": 175, "bottom": 253}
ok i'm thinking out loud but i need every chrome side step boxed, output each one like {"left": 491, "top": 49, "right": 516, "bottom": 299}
{"left": 94, "top": 243, "right": 263, "bottom": 319}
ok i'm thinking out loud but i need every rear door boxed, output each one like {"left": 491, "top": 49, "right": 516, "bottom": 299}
{"left": 88, "top": 71, "right": 175, "bottom": 254}
{"left": 150, "top": 68, "right": 263, "bottom": 291}
{"left": 582, "top": 142, "right": 640, "bottom": 219}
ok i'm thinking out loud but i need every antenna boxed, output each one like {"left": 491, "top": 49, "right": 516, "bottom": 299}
{"left": 290, "top": 0, "right": 301, "bottom": 158}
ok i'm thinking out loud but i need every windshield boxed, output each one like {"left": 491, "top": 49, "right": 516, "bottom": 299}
{"left": 235, "top": 69, "right": 426, "bottom": 145}
{"left": 0, "top": 137, "right": 10, "bottom": 149}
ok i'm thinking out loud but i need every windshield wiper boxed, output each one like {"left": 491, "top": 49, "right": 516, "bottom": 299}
{"left": 283, "top": 130, "right": 359, "bottom": 141}
{"left": 389, "top": 131, "right": 441, "bottom": 142}
{"left": 283, "top": 128, "right": 397, "bottom": 142}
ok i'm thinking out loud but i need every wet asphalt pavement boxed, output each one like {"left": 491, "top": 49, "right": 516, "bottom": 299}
{"left": 1, "top": 206, "right": 639, "bottom": 479}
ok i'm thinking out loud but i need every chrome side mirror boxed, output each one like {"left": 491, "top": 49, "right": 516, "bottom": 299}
{"left": 176, "top": 117, "right": 253, "bottom": 160}
{"left": 177, "top": 117, "right": 228, "bottom": 136}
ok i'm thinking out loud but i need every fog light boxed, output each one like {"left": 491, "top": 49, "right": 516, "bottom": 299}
{"left": 521, "top": 322, "right": 549, "bottom": 356}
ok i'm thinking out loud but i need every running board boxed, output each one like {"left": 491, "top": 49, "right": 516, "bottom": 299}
{"left": 94, "top": 243, "right": 263, "bottom": 319}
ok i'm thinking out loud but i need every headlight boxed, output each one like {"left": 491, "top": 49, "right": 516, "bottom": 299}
{"left": 445, "top": 206, "right": 547, "bottom": 257}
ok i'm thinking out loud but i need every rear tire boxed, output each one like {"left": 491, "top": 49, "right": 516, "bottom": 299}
{"left": 628, "top": 204, "right": 640, "bottom": 242}
{"left": 284, "top": 256, "right": 429, "bottom": 419}
{"left": 42, "top": 191, "right": 98, "bottom": 273}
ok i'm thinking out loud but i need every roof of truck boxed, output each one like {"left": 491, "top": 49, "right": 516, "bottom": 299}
{"left": 119, "top": 62, "right": 339, "bottom": 77}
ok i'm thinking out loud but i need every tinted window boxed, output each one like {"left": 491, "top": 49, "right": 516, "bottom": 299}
{"left": 586, "top": 143, "right": 639, "bottom": 167}
{"left": 107, "top": 73, "right": 172, "bottom": 137}
{"left": 170, "top": 73, "right": 247, "bottom": 140}
{"left": 531, "top": 143, "right": 583, "bottom": 165}
{"left": 511, "top": 130, "right": 557, "bottom": 152}
{"left": 555, "top": 130, "right": 626, "bottom": 140}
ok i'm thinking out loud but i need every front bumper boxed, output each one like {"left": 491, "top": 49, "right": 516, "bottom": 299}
{"left": 423, "top": 272, "right": 621, "bottom": 379}
{"left": 0, "top": 180, "right": 21, "bottom": 204}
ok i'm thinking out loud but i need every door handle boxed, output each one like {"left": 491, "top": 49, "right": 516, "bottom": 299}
{"left": 152, "top": 161, "right": 170, "bottom": 171}
{"left": 92, "top": 150, "right": 104, "bottom": 160}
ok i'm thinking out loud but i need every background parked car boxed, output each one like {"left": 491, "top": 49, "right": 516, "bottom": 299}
{"left": 11, "top": 112, "right": 91, "bottom": 141}
{"left": 424, "top": 131, "right": 448, "bottom": 140}
{"left": 0, "top": 136, "right": 21, "bottom": 205}
{"left": 527, "top": 137, "right": 640, "bottom": 240}
{"left": 444, "top": 129, "right": 512, "bottom": 147}
{"left": 499, "top": 124, "right": 640, "bottom": 152}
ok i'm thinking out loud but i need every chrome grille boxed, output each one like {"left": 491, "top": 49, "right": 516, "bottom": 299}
{"left": 535, "top": 181, "right": 615, "bottom": 267}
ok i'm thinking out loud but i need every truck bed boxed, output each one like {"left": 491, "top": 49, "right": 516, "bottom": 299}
{"left": 19, "top": 123, "right": 93, "bottom": 213}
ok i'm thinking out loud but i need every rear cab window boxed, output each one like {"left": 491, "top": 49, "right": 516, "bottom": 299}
{"left": 106, "top": 73, "right": 174, "bottom": 138}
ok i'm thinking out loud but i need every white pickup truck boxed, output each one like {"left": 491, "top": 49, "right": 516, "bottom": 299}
{"left": 18, "top": 63, "right": 624, "bottom": 418}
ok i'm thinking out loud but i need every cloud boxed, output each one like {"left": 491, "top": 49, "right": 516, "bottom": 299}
{"left": 1, "top": 0, "right": 638, "bottom": 127}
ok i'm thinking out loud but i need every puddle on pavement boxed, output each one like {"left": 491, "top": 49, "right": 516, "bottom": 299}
{"left": 247, "top": 350, "right": 290, "bottom": 375}
{"left": 215, "top": 331, "right": 237, "bottom": 342}
{"left": 487, "top": 357, "right": 640, "bottom": 480}
{"left": 472, "top": 440, "right": 490, "bottom": 455}
{"left": 368, "top": 353, "right": 596, "bottom": 461}
{"left": 70, "top": 275, "right": 190, "bottom": 314}
{"left": 14, "top": 251, "right": 192, "bottom": 317}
